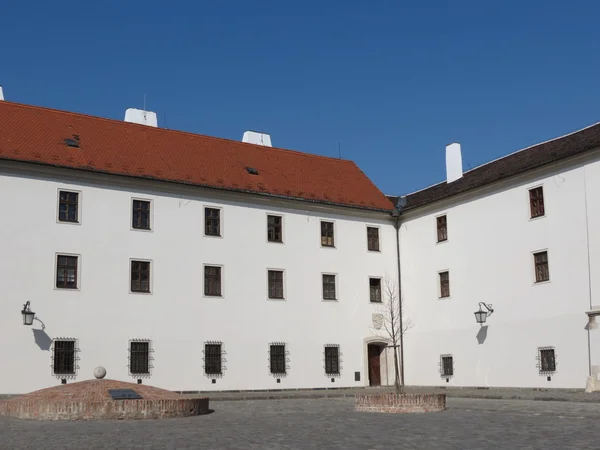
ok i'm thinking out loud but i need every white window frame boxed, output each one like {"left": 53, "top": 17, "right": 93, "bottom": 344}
{"left": 54, "top": 252, "right": 82, "bottom": 291}
{"left": 56, "top": 188, "right": 82, "bottom": 225}
{"left": 129, "top": 258, "right": 153, "bottom": 295}
{"left": 130, "top": 197, "right": 154, "bottom": 232}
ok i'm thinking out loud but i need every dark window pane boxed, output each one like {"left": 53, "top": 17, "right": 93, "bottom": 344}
{"left": 270, "top": 344, "right": 286, "bottom": 374}
{"left": 130, "top": 341, "right": 150, "bottom": 374}
{"left": 56, "top": 255, "right": 78, "bottom": 289}
{"left": 131, "top": 261, "right": 151, "bottom": 292}
{"left": 540, "top": 349, "right": 556, "bottom": 372}
{"left": 367, "top": 227, "right": 380, "bottom": 251}
{"left": 58, "top": 191, "right": 79, "bottom": 223}
{"left": 529, "top": 187, "right": 545, "bottom": 218}
{"left": 205, "top": 208, "right": 221, "bottom": 236}
{"left": 534, "top": 252, "right": 549, "bottom": 282}
{"left": 325, "top": 346, "right": 340, "bottom": 375}
{"left": 321, "top": 221, "right": 334, "bottom": 247}
{"left": 267, "top": 215, "right": 283, "bottom": 242}
{"left": 205, "top": 343, "right": 222, "bottom": 375}
{"left": 442, "top": 356, "right": 453, "bottom": 376}
{"left": 322, "top": 274, "right": 336, "bottom": 300}
{"left": 268, "top": 270, "right": 284, "bottom": 299}
{"left": 439, "top": 272, "right": 450, "bottom": 298}
{"left": 132, "top": 200, "right": 151, "bottom": 230}
{"left": 437, "top": 216, "right": 447, "bottom": 242}
{"left": 53, "top": 340, "right": 75, "bottom": 374}
{"left": 369, "top": 278, "right": 381, "bottom": 303}
{"left": 204, "top": 266, "right": 222, "bottom": 296}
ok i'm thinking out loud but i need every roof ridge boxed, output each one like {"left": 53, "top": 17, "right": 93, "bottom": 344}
{"left": 0, "top": 100, "right": 354, "bottom": 164}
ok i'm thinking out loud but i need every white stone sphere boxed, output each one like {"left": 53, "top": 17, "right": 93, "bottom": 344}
{"left": 93, "top": 366, "right": 107, "bottom": 379}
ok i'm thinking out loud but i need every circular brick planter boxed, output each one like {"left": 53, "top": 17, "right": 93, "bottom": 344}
{"left": 0, "top": 379, "right": 209, "bottom": 420}
{"left": 355, "top": 393, "right": 446, "bottom": 413}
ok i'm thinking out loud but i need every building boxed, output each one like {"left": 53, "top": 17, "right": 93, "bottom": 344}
{"left": 0, "top": 99, "right": 400, "bottom": 394}
{"left": 2, "top": 91, "right": 600, "bottom": 394}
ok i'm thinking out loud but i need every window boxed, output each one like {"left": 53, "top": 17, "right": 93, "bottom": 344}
{"left": 204, "top": 343, "right": 222, "bottom": 375}
{"left": 437, "top": 215, "right": 447, "bottom": 242}
{"left": 439, "top": 271, "right": 450, "bottom": 298}
{"left": 129, "top": 341, "right": 150, "bottom": 375}
{"left": 367, "top": 227, "right": 380, "bottom": 251}
{"left": 205, "top": 207, "right": 221, "bottom": 236}
{"left": 267, "top": 215, "right": 283, "bottom": 243}
{"left": 132, "top": 199, "right": 151, "bottom": 230}
{"left": 269, "top": 344, "right": 286, "bottom": 374}
{"left": 131, "top": 260, "right": 151, "bottom": 293}
{"left": 369, "top": 278, "right": 382, "bottom": 303}
{"left": 321, "top": 221, "right": 334, "bottom": 247}
{"left": 58, "top": 190, "right": 79, "bottom": 223}
{"left": 53, "top": 340, "right": 76, "bottom": 375}
{"left": 325, "top": 345, "right": 340, "bottom": 375}
{"left": 204, "top": 266, "right": 222, "bottom": 296}
{"left": 534, "top": 251, "right": 549, "bottom": 283}
{"left": 529, "top": 186, "right": 545, "bottom": 218}
{"left": 539, "top": 348, "right": 556, "bottom": 372}
{"left": 441, "top": 355, "right": 453, "bottom": 377}
{"left": 56, "top": 255, "right": 78, "bottom": 289}
{"left": 268, "top": 270, "right": 284, "bottom": 299}
{"left": 322, "top": 274, "right": 337, "bottom": 300}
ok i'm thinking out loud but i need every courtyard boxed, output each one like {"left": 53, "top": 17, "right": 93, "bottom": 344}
{"left": 1, "top": 397, "right": 599, "bottom": 449}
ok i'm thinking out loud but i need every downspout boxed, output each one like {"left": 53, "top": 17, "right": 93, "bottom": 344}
{"left": 393, "top": 196, "right": 406, "bottom": 386}
{"left": 583, "top": 166, "right": 593, "bottom": 378}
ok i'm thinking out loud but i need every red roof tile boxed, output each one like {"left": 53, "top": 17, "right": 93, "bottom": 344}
{"left": 0, "top": 101, "right": 394, "bottom": 212}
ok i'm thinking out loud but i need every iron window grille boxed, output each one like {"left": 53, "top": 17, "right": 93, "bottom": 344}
{"left": 369, "top": 278, "right": 382, "bottom": 303}
{"left": 132, "top": 200, "right": 151, "bottom": 230}
{"left": 52, "top": 339, "right": 79, "bottom": 376}
{"left": 268, "top": 270, "right": 284, "bottom": 299}
{"left": 267, "top": 215, "right": 283, "bottom": 243}
{"left": 205, "top": 208, "right": 221, "bottom": 236}
{"left": 269, "top": 343, "right": 287, "bottom": 375}
{"left": 534, "top": 251, "right": 549, "bottom": 283}
{"left": 537, "top": 347, "right": 557, "bottom": 373}
{"left": 56, "top": 255, "right": 78, "bottom": 289}
{"left": 321, "top": 221, "right": 335, "bottom": 247}
{"left": 437, "top": 215, "right": 448, "bottom": 242}
{"left": 440, "top": 355, "right": 454, "bottom": 377}
{"left": 324, "top": 345, "right": 340, "bottom": 375}
{"left": 439, "top": 271, "right": 450, "bottom": 298}
{"left": 203, "top": 342, "right": 224, "bottom": 376}
{"left": 322, "top": 274, "right": 336, "bottom": 300}
{"left": 129, "top": 340, "right": 152, "bottom": 375}
{"left": 58, "top": 190, "right": 79, "bottom": 222}
{"left": 367, "top": 227, "right": 380, "bottom": 251}
{"left": 131, "top": 260, "right": 151, "bottom": 293}
{"left": 529, "top": 186, "right": 545, "bottom": 218}
{"left": 204, "top": 266, "right": 222, "bottom": 296}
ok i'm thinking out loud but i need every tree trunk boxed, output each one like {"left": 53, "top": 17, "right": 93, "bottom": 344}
{"left": 393, "top": 345, "right": 402, "bottom": 394}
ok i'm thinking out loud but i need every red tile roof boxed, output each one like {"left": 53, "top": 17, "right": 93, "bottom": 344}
{"left": 0, "top": 101, "right": 394, "bottom": 212}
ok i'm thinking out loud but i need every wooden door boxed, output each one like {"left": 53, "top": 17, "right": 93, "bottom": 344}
{"left": 368, "top": 344, "right": 381, "bottom": 386}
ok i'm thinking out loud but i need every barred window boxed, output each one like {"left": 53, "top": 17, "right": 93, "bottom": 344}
{"left": 321, "top": 221, "right": 334, "bottom": 247}
{"left": 129, "top": 341, "right": 150, "bottom": 374}
{"left": 131, "top": 260, "right": 151, "bottom": 293}
{"left": 267, "top": 215, "right": 283, "bottom": 243}
{"left": 439, "top": 271, "right": 450, "bottom": 298}
{"left": 270, "top": 344, "right": 286, "bottom": 374}
{"left": 367, "top": 227, "right": 380, "bottom": 251}
{"left": 369, "top": 278, "right": 381, "bottom": 303}
{"left": 205, "top": 208, "right": 221, "bottom": 236}
{"left": 437, "top": 215, "right": 447, "bottom": 242}
{"left": 132, "top": 200, "right": 151, "bottom": 230}
{"left": 204, "top": 266, "right": 222, "bottom": 296}
{"left": 56, "top": 255, "right": 78, "bottom": 289}
{"left": 58, "top": 191, "right": 79, "bottom": 223}
{"left": 441, "top": 355, "right": 453, "bottom": 376}
{"left": 540, "top": 348, "right": 556, "bottom": 372}
{"left": 325, "top": 345, "right": 340, "bottom": 375}
{"left": 529, "top": 187, "right": 545, "bottom": 218}
{"left": 53, "top": 340, "right": 76, "bottom": 375}
{"left": 322, "top": 274, "right": 336, "bottom": 300}
{"left": 268, "top": 270, "right": 284, "bottom": 299}
{"left": 204, "top": 343, "right": 222, "bottom": 375}
{"left": 534, "top": 251, "right": 549, "bottom": 283}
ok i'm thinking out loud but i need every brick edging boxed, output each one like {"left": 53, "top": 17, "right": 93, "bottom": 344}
{"left": 355, "top": 393, "right": 446, "bottom": 413}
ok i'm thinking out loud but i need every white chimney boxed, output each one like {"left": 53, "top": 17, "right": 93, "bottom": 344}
{"left": 0, "top": 86, "right": 4, "bottom": 101}
{"left": 242, "top": 131, "right": 272, "bottom": 147}
{"left": 124, "top": 108, "right": 158, "bottom": 127}
{"left": 446, "top": 142, "right": 463, "bottom": 183}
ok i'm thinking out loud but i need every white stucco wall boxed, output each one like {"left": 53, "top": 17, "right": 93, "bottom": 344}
{"left": 0, "top": 162, "right": 397, "bottom": 394}
{"left": 400, "top": 151, "right": 600, "bottom": 389}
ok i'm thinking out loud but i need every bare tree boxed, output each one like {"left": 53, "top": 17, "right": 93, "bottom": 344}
{"left": 371, "top": 276, "right": 414, "bottom": 394}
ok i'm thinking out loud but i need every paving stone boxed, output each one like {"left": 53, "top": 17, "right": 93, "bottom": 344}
{"left": 2, "top": 397, "right": 600, "bottom": 449}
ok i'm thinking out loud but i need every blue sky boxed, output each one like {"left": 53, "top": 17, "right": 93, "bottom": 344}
{"left": 2, "top": 1, "right": 599, "bottom": 195}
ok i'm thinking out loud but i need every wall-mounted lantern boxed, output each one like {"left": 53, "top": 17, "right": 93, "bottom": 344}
{"left": 21, "top": 301, "right": 36, "bottom": 326}
{"left": 474, "top": 302, "right": 494, "bottom": 324}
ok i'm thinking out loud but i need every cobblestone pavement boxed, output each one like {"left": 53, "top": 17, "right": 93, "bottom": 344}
{"left": 2, "top": 397, "right": 600, "bottom": 449}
